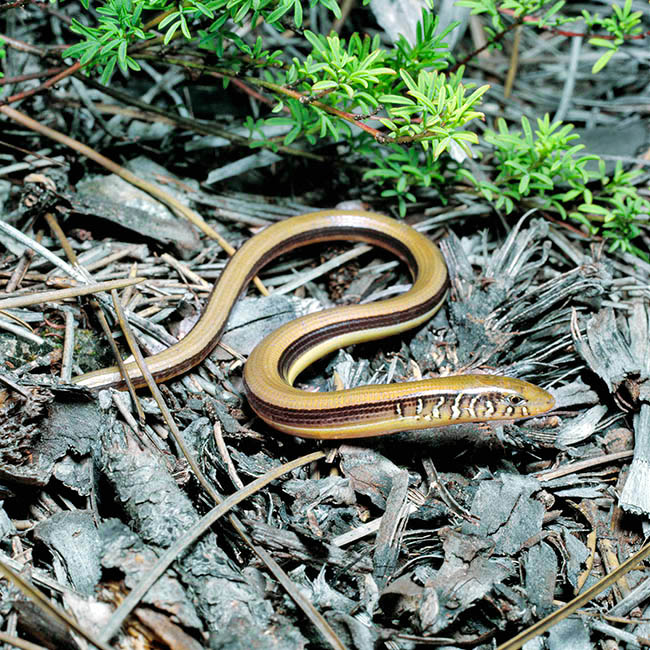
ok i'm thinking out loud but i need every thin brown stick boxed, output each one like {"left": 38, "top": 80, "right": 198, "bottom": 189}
{"left": 0, "top": 62, "right": 82, "bottom": 106}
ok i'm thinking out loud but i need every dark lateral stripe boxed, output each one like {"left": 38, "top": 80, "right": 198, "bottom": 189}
{"left": 244, "top": 379, "right": 455, "bottom": 426}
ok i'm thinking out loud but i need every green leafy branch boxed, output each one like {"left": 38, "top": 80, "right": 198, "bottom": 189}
{"left": 65, "top": 0, "right": 156, "bottom": 83}
{"left": 459, "top": 115, "right": 649, "bottom": 260}
{"left": 582, "top": 0, "right": 644, "bottom": 73}
{"left": 64, "top": 0, "right": 341, "bottom": 83}
{"left": 296, "top": 31, "right": 395, "bottom": 107}
{"left": 378, "top": 68, "right": 487, "bottom": 152}
{"left": 359, "top": 142, "right": 449, "bottom": 217}
{"left": 58, "top": 0, "right": 649, "bottom": 257}
{"left": 456, "top": 0, "right": 645, "bottom": 73}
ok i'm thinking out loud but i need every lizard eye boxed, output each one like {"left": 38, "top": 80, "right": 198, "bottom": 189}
{"left": 506, "top": 395, "right": 526, "bottom": 406}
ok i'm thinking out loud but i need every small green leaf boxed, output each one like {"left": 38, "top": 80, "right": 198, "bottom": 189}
{"left": 159, "top": 10, "right": 180, "bottom": 28}
{"left": 180, "top": 15, "right": 191, "bottom": 39}
{"left": 318, "top": 0, "right": 342, "bottom": 19}
{"left": 311, "top": 80, "right": 338, "bottom": 91}
{"left": 521, "top": 115, "right": 532, "bottom": 143}
{"left": 519, "top": 175, "right": 530, "bottom": 193}
{"left": 163, "top": 20, "right": 181, "bottom": 44}
{"left": 232, "top": 0, "right": 252, "bottom": 23}
{"left": 577, "top": 203, "right": 610, "bottom": 216}
{"left": 99, "top": 56, "right": 117, "bottom": 84}
{"left": 379, "top": 94, "right": 415, "bottom": 106}
{"left": 530, "top": 172, "right": 553, "bottom": 186}
{"left": 592, "top": 48, "right": 616, "bottom": 73}
{"left": 117, "top": 40, "right": 127, "bottom": 71}
{"left": 434, "top": 137, "right": 450, "bottom": 158}
{"left": 503, "top": 160, "right": 528, "bottom": 175}
{"left": 408, "top": 90, "right": 437, "bottom": 113}
{"left": 399, "top": 69, "right": 417, "bottom": 92}
{"left": 266, "top": 3, "right": 289, "bottom": 23}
